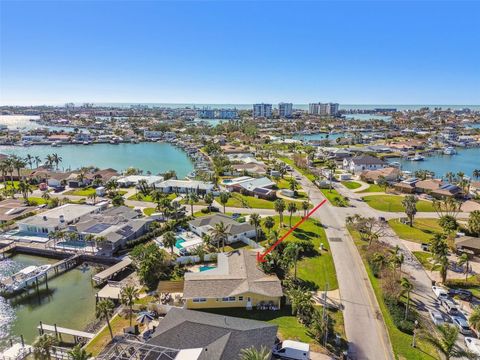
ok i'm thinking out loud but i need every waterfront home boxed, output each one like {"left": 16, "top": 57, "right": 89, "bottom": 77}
{"left": 360, "top": 167, "right": 401, "bottom": 183}
{"left": 223, "top": 176, "right": 276, "bottom": 199}
{"left": 220, "top": 144, "right": 252, "bottom": 155}
{"left": 46, "top": 172, "right": 71, "bottom": 188}
{"left": 147, "top": 307, "right": 278, "bottom": 360}
{"left": 17, "top": 204, "right": 101, "bottom": 235}
{"left": 70, "top": 206, "right": 152, "bottom": 252}
{"left": 343, "top": 155, "right": 387, "bottom": 174}
{"left": 66, "top": 173, "right": 87, "bottom": 188}
{"left": 394, "top": 178, "right": 463, "bottom": 199}
{"left": 455, "top": 236, "right": 480, "bottom": 255}
{"left": 183, "top": 249, "right": 283, "bottom": 309}
{"left": 188, "top": 214, "right": 256, "bottom": 244}
{"left": 230, "top": 162, "right": 268, "bottom": 176}
{"left": 0, "top": 199, "right": 35, "bottom": 223}
{"left": 115, "top": 175, "right": 164, "bottom": 188}
{"left": 156, "top": 179, "right": 214, "bottom": 195}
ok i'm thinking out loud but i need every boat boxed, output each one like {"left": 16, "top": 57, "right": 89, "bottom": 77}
{"left": 1, "top": 264, "right": 51, "bottom": 293}
{"left": 83, "top": 141, "right": 91, "bottom": 145}
{"left": 109, "top": 139, "right": 119, "bottom": 145}
{"left": 389, "top": 161, "right": 401, "bottom": 168}
{"left": 443, "top": 146, "right": 457, "bottom": 155}
{"left": 408, "top": 154, "right": 425, "bottom": 161}
{"left": 51, "top": 141, "right": 62, "bottom": 147}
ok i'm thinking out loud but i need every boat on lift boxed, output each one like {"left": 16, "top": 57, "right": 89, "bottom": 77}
{"left": 0, "top": 264, "right": 51, "bottom": 294}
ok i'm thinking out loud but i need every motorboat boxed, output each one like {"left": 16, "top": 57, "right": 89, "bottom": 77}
{"left": 1, "top": 264, "right": 51, "bottom": 293}
{"left": 408, "top": 154, "right": 425, "bottom": 161}
{"left": 443, "top": 146, "right": 457, "bottom": 155}
{"left": 51, "top": 141, "right": 62, "bottom": 147}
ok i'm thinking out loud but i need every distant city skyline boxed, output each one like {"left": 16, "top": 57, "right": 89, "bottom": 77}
{"left": 1, "top": 1, "right": 479, "bottom": 105}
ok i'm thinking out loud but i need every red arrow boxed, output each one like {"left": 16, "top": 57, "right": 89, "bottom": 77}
{"left": 256, "top": 199, "right": 327, "bottom": 263}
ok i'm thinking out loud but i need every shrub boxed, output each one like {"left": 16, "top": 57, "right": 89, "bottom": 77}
{"left": 384, "top": 295, "right": 418, "bottom": 334}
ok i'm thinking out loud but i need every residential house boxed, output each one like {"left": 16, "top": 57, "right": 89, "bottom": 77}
{"left": 343, "top": 155, "right": 387, "bottom": 174}
{"left": 0, "top": 199, "right": 35, "bottom": 224}
{"left": 455, "top": 236, "right": 480, "bottom": 255}
{"left": 360, "top": 167, "right": 401, "bottom": 183}
{"left": 188, "top": 214, "right": 256, "bottom": 244}
{"left": 183, "top": 249, "right": 283, "bottom": 309}
{"left": 116, "top": 175, "right": 164, "bottom": 188}
{"left": 224, "top": 176, "right": 276, "bottom": 199}
{"left": 156, "top": 179, "right": 214, "bottom": 195}
{"left": 230, "top": 163, "right": 268, "bottom": 176}
{"left": 147, "top": 307, "right": 278, "bottom": 360}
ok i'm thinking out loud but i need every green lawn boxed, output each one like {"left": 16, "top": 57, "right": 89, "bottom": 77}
{"left": 446, "top": 277, "right": 480, "bottom": 298}
{"left": 261, "top": 216, "right": 337, "bottom": 291}
{"left": 64, "top": 187, "right": 96, "bottom": 196}
{"left": 278, "top": 157, "right": 316, "bottom": 182}
{"left": 27, "top": 197, "right": 48, "bottom": 205}
{"left": 388, "top": 218, "right": 442, "bottom": 243}
{"left": 413, "top": 251, "right": 439, "bottom": 271}
{"left": 341, "top": 181, "right": 362, "bottom": 190}
{"left": 216, "top": 193, "right": 311, "bottom": 210}
{"left": 363, "top": 195, "right": 435, "bottom": 212}
{"left": 2, "top": 180, "right": 38, "bottom": 190}
{"left": 358, "top": 183, "right": 388, "bottom": 193}
{"left": 276, "top": 177, "right": 303, "bottom": 191}
{"left": 348, "top": 228, "right": 437, "bottom": 360}
{"left": 320, "top": 188, "right": 349, "bottom": 207}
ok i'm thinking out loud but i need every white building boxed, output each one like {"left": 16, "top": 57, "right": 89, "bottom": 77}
{"left": 278, "top": 103, "right": 293, "bottom": 118}
{"left": 188, "top": 214, "right": 256, "bottom": 244}
{"left": 156, "top": 179, "right": 214, "bottom": 195}
{"left": 343, "top": 155, "right": 387, "bottom": 174}
{"left": 253, "top": 103, "right": 272, "bottom": 119}
{"left": 309, "top": 102, "right": 339, "bottom": 116}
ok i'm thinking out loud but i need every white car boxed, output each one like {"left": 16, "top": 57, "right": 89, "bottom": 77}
{"left": 465, "top": 337, "right": 480, "bottom": 356}
{"left": 429, "top": 309, "right": 445, "bottom": 326}
{"left": 432, "top": 286, "right": 449, "bottom": 300}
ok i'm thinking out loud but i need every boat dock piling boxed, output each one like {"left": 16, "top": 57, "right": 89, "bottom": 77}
{"left": 0, "top": 241, "right": 15, "bottom": 259}
{"left": 92, "top": 256, "right": 132, "bottom": 285}
{"left": 0, "top": 337, "right": 31, "bottom": 360}
{"left": 38, "top": 322, "right": 95, "bottom": 344}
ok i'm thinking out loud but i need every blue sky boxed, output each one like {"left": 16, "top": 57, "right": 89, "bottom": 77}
{"left": 1, "top": 1, "right": 479, "bottom": 105}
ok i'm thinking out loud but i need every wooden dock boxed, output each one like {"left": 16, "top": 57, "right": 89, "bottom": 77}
{"left": 38, "top": 323, "right": 95, "bottom": 341}
{"left": 0, "top": 241, "right": 16, "bottom": 259}
{"left": 92, "top": 257, "right": 132, "bottom": 284}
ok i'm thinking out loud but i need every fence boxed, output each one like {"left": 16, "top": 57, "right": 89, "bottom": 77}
{"left": 175, "top": 253, "right": 217, "bottom": 264}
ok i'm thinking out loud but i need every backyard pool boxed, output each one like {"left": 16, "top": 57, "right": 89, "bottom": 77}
{"left": 57, "top": 240, "right": 88, "bottom": 249}
{"left": 175, "top": 237, "right": 186, "bottom": 249}
{"left": 199, "top": 266, "right": 216, "bottom": 272}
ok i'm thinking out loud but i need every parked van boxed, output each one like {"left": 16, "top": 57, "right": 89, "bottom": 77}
{"left": 442, "top": 299, "right": 459, "bottom": 315}
{"left": 272, "top": 340, "right": 310, "bottom": 360}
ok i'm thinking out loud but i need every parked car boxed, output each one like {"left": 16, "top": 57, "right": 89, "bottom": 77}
{"left": 442, "top": 299, "right": 459, "bottom": 315}
{"left": 429, "top": 309, "right": 445, "bottom": 326}
{"left": 465, "top": 337, "right": 480, "bottom": 356}
{"left": 449, "top": 288, "right": 473, "bottom": 301}
{"left": 432, "top": 286, "right": 449, "bottom": 300}
{"left": 421, "top": 243, "right": 430, "bottom": 252}
{"left": 378, "top": 216, "right": 386, "bottom": 222}
{"left": 452, "top": 316, "right": 474, "bottom": 336}
{"left": 272, "top": 340, "right": 309, "bottom": 360}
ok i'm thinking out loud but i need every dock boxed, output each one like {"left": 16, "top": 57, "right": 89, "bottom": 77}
{"left": 0, "top": 241, "right": 15, "bottom": 259}
{"left": 92, "top": 257, "right": 132, "bottom": 285}
{"left": 38, "top": 323, "right": 95, "bottom": 342}
{"left": 0, "top": 343, "right": 31, "bottom": 360}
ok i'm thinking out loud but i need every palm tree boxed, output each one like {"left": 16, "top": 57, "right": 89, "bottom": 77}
{"left": 473, "top": 169, "right": 480, "bottom": 181}
{"left": 32, "top": 334, "right": 58, "bottom": 360}
{"left": 326, "top": 160, "right": 336, "bottom": 190}
{"left": 435, "top": 254, "right": 449, "bottom": 284}
{"left": 204, "top": 192, "right": 214, "bottom": 211}
{"left": 418, "top": 324, "right": 474, "bottom": 360}
{"left": 12, "top": 156, "right": 26, "bottom": 181}
{"left": 187, "top": 192, "right": 198, "bottom": 216}
{"left": 41, "top": 190, "right": 51, "bottom": 202}
{"left": 34, "top": 155, "right": 42, "bottom": 169}
{"left": 25, "top": 154, "right": 34, "bottom": 169}
{"left": 285, "top": 242, "right": 304, "bottom": 281}
{"left": 211, "top": 221, "right": 228, "bottom": 252}
{"left": 274, "top": 199, "right": 286, "bottom": 228}
{"left": 301, "top": 200, "right": 309, "bottom": 217}
{"left": 400, "top": 277, "right": 413, "bottom": 320}
{"left": 289, "top": 177, "right": 298, "bottom": 194}
{"left": 239, "top": 346, "right": 271, "bottom": 360}
{"left": 163, "top": 231, "right": 176, "bottom": 255}
{"left": 468, "top": 306, "right": 480, "bottom": 335}
{"left": 218, "top": 192, "right": 230, "bottom": 213}
{"left": 88, "top": 191, "right": 97, "bottom": 205}
{"left": 120, "top": 285, "right": 139, "bottom": 326}
{"left": 67, "top": 345, "right": 91, "bottom": 360}
{"left": 18, "top": 181, "right": 33, "bottom": 201}
{"left": 249, "top": 213, "right": 261, "bottom": 242}
{"left": 268, "top": 229, "right": 279, "bottom": 246}
{"left": 51, "top": 153, "right": 62, "bottom": 170}
{"left": 96, "top": 299, "right": 115, "bottom": 339}
{"left": 287, "top": 202, "right": 297, "bottom": 227}
{"left": 263, "top": 216, "right": 275, "bottom": 234}
{"left": 457, "top": 253, "right": 471, "bottom": 285}
{"left": 202, "top": 233, "right": 213, "bottom": 250}
{"left": 469, "top": 210, "right": 480, "bottom": 236}
{"left": 445, "top": 171, "right": 455, "bottom": 184}
{"left": 402, "top": 195, "right": 418, "bottom": 227}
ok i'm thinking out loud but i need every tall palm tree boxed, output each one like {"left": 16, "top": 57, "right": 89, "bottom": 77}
{"left": 249, "top": 213, "right": 261, "bottom": 242}
{"left": 445, "top": 171, "right": 455, "bottom": 184}
{"left": 25, "top": 154, "right": 34, "bottom": 169}
{"left": 88, "top": 192, "right": 97, "bottom": 205}
{"left": 187, "top": 192, "right": 198, "bottom": 216}
{"left": 163, "top": 231, "right": 176, "bottom": 255}
{"left": 67, "top": 345, "right": 91, "bottom": 360}
{"left": 402, "top": 195, "right": 418, "bottom": 227}
{"left": 302, "top": 200, "right": 309, "bottom": 217}
{"left": 287, "top": 202, "right": 297, "bottom": 228}
{"left": 218, "top": 192, "right": 230, "bottom": 213}
{"left": 239, "top": 346, "right": 271, "bottom": 360}
{"left": 268, "top": 229, "right": 279, "bottom": 246}
{"left": 263, "top": 216, "right": 275, "bottom": 234}
{"left": 96, "top": 299, "right": 115, "bottom": 339}
{"left": 473, "top": 169, "right": 480, "bottom": 181}
{"left": 274, "top": 199, "right": 286, "bottom": 228}
{"left": 32, "top": 334, "right": 58, "bottom": 360}
{"left": 400, "top": 277, "right": 413, "bottom": 320}
{"left": 12, "top": 156, "right": 26, "bottom": 181}
{"left": 468, "top": 306, "right": 480, "bottom": 335}
{"left": 18, "top": 181, "right": 33, "bottom": 201}
{"left": 457, "top": 253, "right": 471, "bottom": 285}
{"left": 285, "top": 242, "right": 304, "bottom": 281}
{"left": 120, "top": 285, "right": 139, "bottom": 326}
{"left": 211, "top": 221, "right": 228, "bottom": 252}
{"left": 34, "top": 155, "right": 42, "bottom": 169}
{"left": 418, "top": 324, "right": 474, "bottom": 360}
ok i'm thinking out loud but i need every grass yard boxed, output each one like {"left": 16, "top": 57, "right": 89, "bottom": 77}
{"left": 27, "top": 197, "right": 48, "bottom": 205}
{"left": 320, "top": 188, "right": 349, "bottom": 207}
{"left": 276, "top": 177, "right": 303, "bottom": 191}
{"left": 341, "top": 181, "right": 362, "bottom": 190}
{"left": 278, "top": 157, "right": 316, "bottom": 182}
{"left": 413, "top": 251, "right": 439, "bottom": 271}
{"left": 363, "top": 195, "right": 435, "bottom": 212}
{"left": 388, "top": 218, "right": 442, "bottom": 243}
{"left": 216, "top": 193, "right": 311, "bottom": 210}
{"left": 261, "top": 216, "right": 337, "bottom": 290}
{"left": 358, "top": 183, "right": 389, "bottom": 193}
{"left": 64, "top": 187, "right": 96, "bottom": 196}
{"left": 446, "top": 276, "right": 480, "bottom": 298}
{"left": 348, "top": 228, "right": 437, "bottom": 360}
{"left": 128, "top": 193, "right": 177, "bottom": 202}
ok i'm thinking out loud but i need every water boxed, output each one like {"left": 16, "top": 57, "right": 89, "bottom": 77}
{"left": 0, "top": 142, "right": 195, "bottom": 177}
{"left": 0, "top": 254, "right": 97, "bottom": 349}
{"left": 394, "top": 147, "right": 480, "bottom": 178}
{"left": 0, "top": 115, "right": 79, "bottom": 132}
{"left": 292, "top": 132, "right": 345, "bottom": 141}
{"left": 343, "top": 114, "right": 392, "bottom": 121}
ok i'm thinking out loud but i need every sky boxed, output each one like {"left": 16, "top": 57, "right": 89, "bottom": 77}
{"left": 0, "top": 1, "right": 479, "bottom": 106}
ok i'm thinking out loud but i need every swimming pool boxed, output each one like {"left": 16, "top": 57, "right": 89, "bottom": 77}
{"left": 175, "top": 237, "right": 186, "bottom": 249}
{"left": 199, "top": 266, "right": 216, "bottom": 272}
{"left": 57, "top": 240, "right": 88, "bottom": 249}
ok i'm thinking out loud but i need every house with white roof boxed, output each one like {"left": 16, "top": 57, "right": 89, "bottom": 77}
{"left": 223, "top": 176, "right": 276, "bottom": 199}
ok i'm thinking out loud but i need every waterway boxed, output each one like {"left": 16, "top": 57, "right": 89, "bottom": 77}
{"left": 292, "top": 132, "right": 345, "bottom": 141}
{"left": 0, "top": 142, "right": 195, "bottom": 178}
{"left": 393, "top": 147, "right": 480, "bottom": 178}
{"left": 0, "top": 115, "right": 78, "bottom": 132}
{"left": 0, "top": 254, "right": 97, "bottom": 350}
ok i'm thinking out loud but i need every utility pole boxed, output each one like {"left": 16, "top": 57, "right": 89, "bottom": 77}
{"left": 322, "top": 282, "right": 329, "bottom": 347}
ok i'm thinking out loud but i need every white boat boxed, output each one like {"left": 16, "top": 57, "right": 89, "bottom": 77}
{"left": 51, "top": 141, "right": 62, "bottom": 147}
{"left": 389, "top": 161, "right": 401, "bottom": 168}
{"left": 1, "top": 264, "right": 51, "bottom": 293}
{"left": 443, "top": 146, "right": 457, "bottom": 155}
{"left": 408, "top": 154, "right": 425, "bottom": 161}
{"left": 83, "top": 141, "right": 91, "bottom": 145}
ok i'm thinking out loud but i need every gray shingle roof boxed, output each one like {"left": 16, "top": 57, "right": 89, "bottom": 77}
{"left": 183, "top": 250, "right": 283, "bottom": 299}
{"left": 188, "top": 214, "right": 255, "bottom": 236}
{"left": 148, "top": 308, "right": 278, "bottom": 360}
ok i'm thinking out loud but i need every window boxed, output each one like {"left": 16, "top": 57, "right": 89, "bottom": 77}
{"left": 238, "top": 296, "right": 243, "bottom": 301}
{"left": 222, "top": 297, "right": 236, "bottom": 302}
{"left": 192, "top": 298, "right": 207, "bottom": 303}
